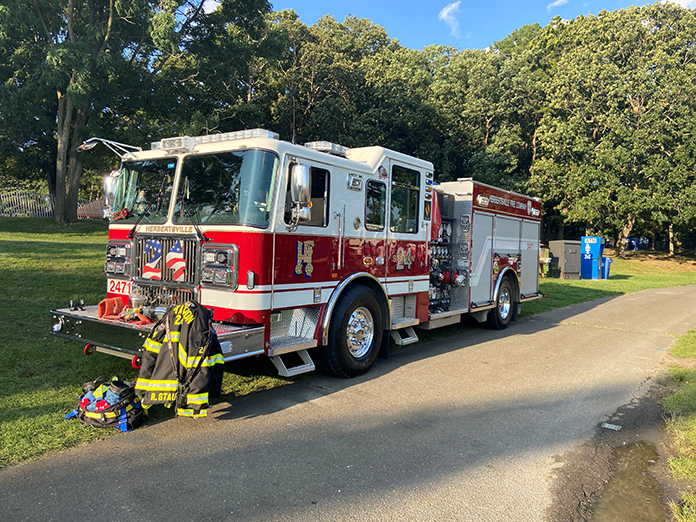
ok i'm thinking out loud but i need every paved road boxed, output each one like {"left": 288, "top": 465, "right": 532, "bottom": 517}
{"left": 3, "top": 286, "right": 696, "bottom": 522}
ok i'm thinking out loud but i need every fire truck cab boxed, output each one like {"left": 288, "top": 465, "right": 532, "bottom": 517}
{"left": 51, "top": 129, "right": 542, "bottom": 378}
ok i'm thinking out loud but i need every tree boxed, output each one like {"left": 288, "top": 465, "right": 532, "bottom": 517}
{"left": 528, "top": 4, "right": 696, "bottom": 253}
{"left": 430, "top": 47, "right": 542, "bottom": 188}
{"left": 0, "top": 0, "right": 270, "bottom": 224}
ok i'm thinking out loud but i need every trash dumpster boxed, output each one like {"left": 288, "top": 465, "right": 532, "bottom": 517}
{"left": 601, "top": 257, "right": 612, "bottom": 279}
{"left": 581, "top": 236, "right": 605, "bottom": 279}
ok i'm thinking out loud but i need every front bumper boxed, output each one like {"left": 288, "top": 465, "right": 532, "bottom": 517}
{"left": 50, "top": 306, "right": 265, "bottom": 362}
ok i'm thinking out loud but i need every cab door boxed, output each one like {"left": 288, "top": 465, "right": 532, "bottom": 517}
{"left": 272, "top": 157, "right": 334, "bottom": 310}
{"left": 361, "top": 178, "right": 388, "bottom": 281}
{"left": 385, "top": 163, "right": 427, "bottom": 295}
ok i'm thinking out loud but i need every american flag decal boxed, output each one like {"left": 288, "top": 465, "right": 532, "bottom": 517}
{"left": 143, "top": 239, "right": 162, "bottom": 280}
{"left": 166, "top": 240, "right": 187, "bottom": 281}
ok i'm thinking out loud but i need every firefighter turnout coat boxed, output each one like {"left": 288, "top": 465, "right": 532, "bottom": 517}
{"left": 136, "top": 302, "right": 224, "bottom": 418}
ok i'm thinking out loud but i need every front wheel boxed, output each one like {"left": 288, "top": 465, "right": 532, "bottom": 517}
{"left": 315, "top": 286, "right": 383, "bottom": 378}
{"left": 487, "top": 277, "right": 514, "bottom": 330}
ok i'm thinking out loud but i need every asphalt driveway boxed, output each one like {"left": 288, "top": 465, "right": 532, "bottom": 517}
{"left": 2, "top": 285, "right": 696, "bottom": 522}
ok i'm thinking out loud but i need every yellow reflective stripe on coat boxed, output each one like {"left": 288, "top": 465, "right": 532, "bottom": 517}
{"left": 177, "top": 408, "right": 207, "bottom": 418}
{"left": 143, "top": 337, "right": 161, "bottom": 353}
{"left": 186, "top": 393, "right": 208, "bottom": 405}
{"left": 135, "top": 378, "right": 178, "bottom": 391}
{"left": 207, "top": 353, "right": 224, "bottom": 366}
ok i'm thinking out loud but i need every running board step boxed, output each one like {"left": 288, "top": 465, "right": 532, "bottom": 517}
{"left": 270, "top": 349, "right": 315, "bottom": 378}
{"left": 390, "top": 326, "right": 419, "bottom": 346}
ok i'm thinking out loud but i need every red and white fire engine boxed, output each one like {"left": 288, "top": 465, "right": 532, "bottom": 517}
{"left": 51, "top": 129, "right": 542, "bottom": 378}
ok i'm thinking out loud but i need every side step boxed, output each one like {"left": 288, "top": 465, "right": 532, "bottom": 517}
{"left": 390, "top": 326, "right": 419, "bottom": 346}
{"left": 270, "top": 349, "right": 316, "bottom": 378}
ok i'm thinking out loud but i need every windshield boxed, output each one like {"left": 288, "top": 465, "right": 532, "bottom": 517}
{"left": 173, "top": 149, "right": 278, "bottom": 227}
{"left": 112, "top": 159, "right": 176, "bottom": 223}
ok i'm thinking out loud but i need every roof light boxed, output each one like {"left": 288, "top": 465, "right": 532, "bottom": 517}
{"left": 304, "top": 141, "right": 348, "bottom": 157}
{"left": 159, "top": 136, "right": 196, "bottom": 153}
{"left": 151, "top": 128, "right": 279, "bottom": 152}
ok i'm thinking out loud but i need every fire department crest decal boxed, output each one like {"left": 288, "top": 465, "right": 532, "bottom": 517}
{"left": 394, "top": 246, "right": 414, "bottom": 270}
{"left": 295, "top": 241, "right": 315, "bottom": 278}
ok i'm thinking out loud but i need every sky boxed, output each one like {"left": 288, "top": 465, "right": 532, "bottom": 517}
{"left": 262, "top": 0, "right": 696, "bottom": 50}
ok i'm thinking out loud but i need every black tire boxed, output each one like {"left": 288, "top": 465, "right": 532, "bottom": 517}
{"left": 315, "top": 286, "right": 383, "bottom": 378}
{"left": 487, "top": 277, "right": 514, "bottom": 330}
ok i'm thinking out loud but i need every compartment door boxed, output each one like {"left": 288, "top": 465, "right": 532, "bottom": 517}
{"left": 470, "top": 212, "right": 493, "bottom": 305}
{"left": 520, "top": 220, "right": 540, "bottom": 296}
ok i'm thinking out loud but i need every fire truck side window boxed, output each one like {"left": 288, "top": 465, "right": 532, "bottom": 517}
{"left": 390, "top": 165, "right": 420, "bottom": 234}
{"left": 284, "top": 166, "right": 330, "bottom": 227}
{"left": 365, "top": 180, "right": 386, "bottom": 231}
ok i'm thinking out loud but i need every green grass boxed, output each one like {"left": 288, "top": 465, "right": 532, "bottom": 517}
{"left": 523, "top": 255, "right": 696, "bottom": 316}
{"left": 673, "top": 330, "right": 696, "bottom": 359}
{"left": 0, "top": 217, "right": 286, "bottom": 468}
{"left": 2, "top": 216, "right": 696, "bottom": 469}
{"left": 663, "top": 331, "right": 696, "bottom": 520}
{"left": 672, "top": 493, "right": 696, "bottom": 522}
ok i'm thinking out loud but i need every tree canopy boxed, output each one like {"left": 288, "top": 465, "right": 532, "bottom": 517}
{"left": 1, "top": 1, "right": 694, "bottom": 251}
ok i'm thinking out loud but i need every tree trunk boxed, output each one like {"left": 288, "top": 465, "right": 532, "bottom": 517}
{"left": 54, "top": 77, "right": 90, "bottom": 224}
{"left": 65, "top": 105, "right": 89, "bottom": 222}
{"left": 616, "top": 212, "right": 636, "bottom": 258}
{"left": 668, "top": 223, "right": 675, "bottom": 257}
{"left": 54, "top": 89, "right": 73, "bottom": 225}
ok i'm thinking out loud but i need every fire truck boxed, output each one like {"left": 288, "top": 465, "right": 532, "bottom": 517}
{"left": 51, "top": 129, "right": 542, "bottom": 378}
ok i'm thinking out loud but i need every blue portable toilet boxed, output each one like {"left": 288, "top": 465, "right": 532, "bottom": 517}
{"left": 581, "top": 236, "right": 605, "bottom": 279}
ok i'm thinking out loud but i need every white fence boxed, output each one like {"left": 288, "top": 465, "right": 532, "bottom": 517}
{"left": 0, "top": 191, "right": 103, "bottom": 219}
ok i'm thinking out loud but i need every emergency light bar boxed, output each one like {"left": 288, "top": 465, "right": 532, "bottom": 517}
{"left": 151, "top": 128, "right": 279, "bottom": 153}
{"left": 304, "top": 141, "right": 348, "bottom": 157}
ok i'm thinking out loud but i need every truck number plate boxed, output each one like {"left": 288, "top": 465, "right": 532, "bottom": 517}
{"left": 108, "top": 279, "right": 132, "bottom": 295}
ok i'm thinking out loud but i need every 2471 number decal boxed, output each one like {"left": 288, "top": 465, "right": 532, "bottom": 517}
{"left": 108, "top": 279, "right": 132, "bottom": 295}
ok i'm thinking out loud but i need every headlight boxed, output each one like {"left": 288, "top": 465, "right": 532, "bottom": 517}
{"left": 105, "top": 241, "right": 133, "bottom": 277}
{"left": 214, "top": 270, "right": 230, "bottom": 284}
{"left": 200, "top": 245, "right": 239, "bottom": 290}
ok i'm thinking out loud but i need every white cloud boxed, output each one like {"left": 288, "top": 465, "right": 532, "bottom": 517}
{"left": 547, "top": 0, "right": 569, "bottom": 12}
{"left": 439, "top": 1, "right": 462, "bottom": 37}
{"left": 662, "top": 0, "right": 696, "bottom": 7}
{"left": 203, "top": 0, "right": 220, "bottom": 14}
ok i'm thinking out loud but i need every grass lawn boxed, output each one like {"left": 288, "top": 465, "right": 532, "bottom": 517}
{"left": 2, "top": 217, "right": 696, "bottom": 469}
{"left": 662, "top": 330, "right": 696, "bottom": 521}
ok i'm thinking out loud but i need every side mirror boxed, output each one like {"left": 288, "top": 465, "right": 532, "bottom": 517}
{"left": 289, "top": 164, "right": 311, "bottom": 227}
{"left": 291, "top": 164, "right": 311, "bottom": 205}
{"left": 103, "top": 171, "right": 119, "bottom": 218}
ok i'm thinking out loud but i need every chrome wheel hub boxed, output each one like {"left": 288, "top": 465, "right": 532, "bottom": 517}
{"left": 499, "top": 287, "right": 511, "bottom": 319}
{"left": 346, "top": 307, "right": 374, "bottom": 359}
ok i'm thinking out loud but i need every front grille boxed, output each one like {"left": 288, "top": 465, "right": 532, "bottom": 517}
{"left": 131, "top": 283, "right": 198, "bottom": 307}
{"left": 136, "top": 237, "right": 198, "bottom": 284}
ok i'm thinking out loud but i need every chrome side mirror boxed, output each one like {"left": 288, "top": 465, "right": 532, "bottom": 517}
{"left": 291, "top": 164, "right": 311, "bottom": 206}
{"left": 103, "top": 170, "right": 119, "bottom": 218}
{"left": 288, "top": 164, "right": 311, "bottom": 229}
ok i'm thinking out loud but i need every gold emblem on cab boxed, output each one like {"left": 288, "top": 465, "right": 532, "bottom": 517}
{"left": 295, "top": 241, "right": 315, "bottom": 277}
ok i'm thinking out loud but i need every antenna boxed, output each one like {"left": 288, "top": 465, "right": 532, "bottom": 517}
{"left": 291, "top": 94, "right": 296, "bottom": 145}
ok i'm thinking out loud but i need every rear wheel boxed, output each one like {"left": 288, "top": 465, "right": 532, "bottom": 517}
{"left": 316, "top": 286, "right": 383, "bottom": 378}
{"left": 487, "top": 277, "right": 514, "bottom": 330}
